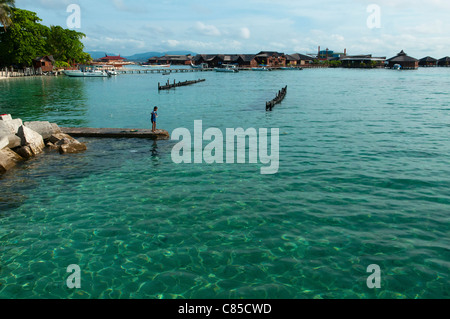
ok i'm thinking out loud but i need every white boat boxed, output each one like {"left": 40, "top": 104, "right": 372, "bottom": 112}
{"left": 252, "top": 67, "right": 272, "bottom": 71}
{"left": 63, "top": 69, "right": 109, "bottom": 77}
{"left": 393, "top": 64, "right": 402, "bottom": 70}
{"left": 214, "top": 64, "right": 239, "bottom": 73}
{"left": 106, "top": 70, "right": 119, "bottom": 76}
{"left": 191, "top": 62, "right": 208, "bottom": 69}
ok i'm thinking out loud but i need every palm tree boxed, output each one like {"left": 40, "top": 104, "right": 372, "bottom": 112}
{"left": 0, "top": 0, "right": 15, "bottom": 31}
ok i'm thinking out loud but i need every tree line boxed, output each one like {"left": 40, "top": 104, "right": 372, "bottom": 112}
{"left": 0, "top": 5, "right": 91, "bottom": 68}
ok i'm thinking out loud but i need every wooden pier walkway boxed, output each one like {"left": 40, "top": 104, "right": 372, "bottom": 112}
{"left": 119, "top": 68, "right": 213, "bottom": 74}
{"left": 158, "top": 78, "right": 206, "bottom": 90}
{"left": 266, "top": 86, "right": 287, "bottom": 111}
{"left": 60, "top": 127, "right": 170, "bottom": 140}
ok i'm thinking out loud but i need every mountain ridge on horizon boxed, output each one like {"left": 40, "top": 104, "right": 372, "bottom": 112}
{"left": 86, "top": 50, "right": 198, "bottom": 61}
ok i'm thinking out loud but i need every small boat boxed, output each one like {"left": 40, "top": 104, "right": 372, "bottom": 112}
{"left": 162, "top": 71, "right": 170, "bottom": 75}
{"left": 280, "top": 66, "right": 299, "bottom": 70}
{"left": 393, "top": 64, "right": 402, "bottom": 70}
{"left": 252, "top": 67, "right": 272, "bottom": 71}
{"left": 190, "top": 62, "right": 208, "bottom": 69}
{"left": 106, "top": 70, "right": 119, "bottom": 76}
{"left": 214, "top": 64, "right": 239, "bottom": 73}
{"left": 64, "top": 68, "right": 109, "bottom": 77}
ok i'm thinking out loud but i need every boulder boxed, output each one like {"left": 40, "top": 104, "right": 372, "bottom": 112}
{"left": 0, "top": 123, "right": 21, "bottom": 148}
{"left": 0, "top": 114, "right": 12, "bottom": 121}
{"left": 0, "top": 118, "right": 23, "bottom": 134}
{"left": 45, "top": 141, "right": 59, "bottom": 151}
{"left": 59, "top": 142, "right": 87, "bottom": 154}
{"left": 7, "top": 135, "right": 22, "bottom": 149}
{"left": 48, "top": 133, "right": 87, "bottom": 154}
{"left": 0, "top": 148, "right": 23, "bottom": 174}
{"left": 0, "top": 137, "right": 8, "bottom": 150}
{"left": 48, "top": 133, "right": 77, "bottom": 145}
{"left": 15, "top": 145, "right": 34, "bottom": 159}
{"left": 24, "top": 121, "right": 62, "bottom": 140}
{"left": 17, "top": 125, "right": 45, "bottom": 156}
{"left": 0, "top": 116, "right": 23, "bottom": 149}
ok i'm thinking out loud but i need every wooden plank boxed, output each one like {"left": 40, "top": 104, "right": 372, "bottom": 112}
{"left": 60, "top": 127, "right": 170, "bottom": 140}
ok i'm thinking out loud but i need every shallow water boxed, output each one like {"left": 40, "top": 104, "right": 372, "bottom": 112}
{"left": 0, "top": 67, "right": 449, "bottom": 299}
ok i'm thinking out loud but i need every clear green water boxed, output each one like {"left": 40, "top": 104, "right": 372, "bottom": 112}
{"left": 0, "top": 68, "right": 449, "bottom": 299}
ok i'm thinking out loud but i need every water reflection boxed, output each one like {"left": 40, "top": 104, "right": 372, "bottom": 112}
{"left": 0, "top": 76, "right": 89, "bottom": 126}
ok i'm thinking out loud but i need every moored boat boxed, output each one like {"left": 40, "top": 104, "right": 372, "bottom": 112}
{"left": 106, "top": 70, "right": 119, "bottom": 76}
{"left": 63, "top": 69, "right": 109, "bottom": 77}
{"left": 214, "top": 64, "right": 239, "bottom": 73}
{"left": 190, "top": 62, "right": 208, "bottom": 69}
{"left": 252, "top": 67, "right": 272, "bottom": 71}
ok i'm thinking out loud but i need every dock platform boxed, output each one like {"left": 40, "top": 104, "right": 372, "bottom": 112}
{"left": 60, "top": 127, "right": 170, "bottom": 140}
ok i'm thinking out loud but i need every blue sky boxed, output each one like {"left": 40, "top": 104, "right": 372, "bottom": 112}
{"left": 15, "top": 0, "right": 450, "bottom": 58}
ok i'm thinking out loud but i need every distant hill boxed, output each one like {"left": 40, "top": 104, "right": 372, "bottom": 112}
{"left": 124, "top": 51, "right": 198, "bottom": 62}
{"left": 86, "top": 51, "right": 117, "bottom": 60}
{"left": 86, "top": 50, "right": 198, "bottom": 62}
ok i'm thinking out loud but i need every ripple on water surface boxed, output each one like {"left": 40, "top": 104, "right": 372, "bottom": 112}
{"left": 0, "top": 68, "right": 449, "bottom": 299}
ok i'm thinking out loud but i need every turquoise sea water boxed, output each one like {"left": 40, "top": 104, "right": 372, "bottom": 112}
{"left": 0, "top": 67, "right": 449, "bottom": 299}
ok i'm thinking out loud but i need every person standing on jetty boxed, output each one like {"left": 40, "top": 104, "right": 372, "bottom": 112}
{"left": 151, "top": 106, "right": 158, "bottom": 132}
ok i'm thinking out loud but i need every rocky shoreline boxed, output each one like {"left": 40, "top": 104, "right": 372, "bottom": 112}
{"left": 0, "top": 114, "right": 87, "bottom": 174}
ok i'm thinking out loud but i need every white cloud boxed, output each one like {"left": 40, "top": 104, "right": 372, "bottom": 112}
{"left": 84, "top": 35, "right": 146, "bottom": 52}
{"left": 164, "top": 40, "right": 180, "bottom": 48}
{"left": 240, "top": 27, "right": 251, "bottom": 39}
{"left": 194, "top": 21, "right": 221, "bottom": 37}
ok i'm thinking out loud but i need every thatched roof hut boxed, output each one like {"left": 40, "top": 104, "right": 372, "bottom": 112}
{"left": 419, "top": 56, "right": 437, "bottom": 67}
{"left": 438, "top": 56, "right": 450, "bottom": 67}
{"left": 387, "top": 50, "right": 419, "bottom": 69}
{"left": 32, "top": 56, "right": 55, "bottom": 72}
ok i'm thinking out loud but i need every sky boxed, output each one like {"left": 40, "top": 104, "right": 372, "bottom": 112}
{"left": 15, "top": 0, "right": 450, "bottom": 58}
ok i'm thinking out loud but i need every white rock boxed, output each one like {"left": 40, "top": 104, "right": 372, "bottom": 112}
{"left": 17, "top": 125, "right": 45, "bottom": 156}
{"left": 0, "top": 118, "right": 23, "bottom": 134}
{"left": 0, "top": 136, "right": 8, "bottom": 149}
{"left": 0, "top": 114, "right": 12, "bottom": 121}
{"left": 24, "top": 121, "right": 62, "bottom": 139}
{"left": 0, "top": 147, "right": 23, "bottom": 174}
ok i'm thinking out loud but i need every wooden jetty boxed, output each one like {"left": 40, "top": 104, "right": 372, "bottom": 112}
{"left": 158, "top": 78, "right": 206, "bottom": 91}
{"left": 266, "top": 86, "right": 287, "bottom": 111}
{"left": 60, "top": 127, "right": 170, "bottom": 140}
{"left": 119, "top": 68, "right": 213, "bottom": 74}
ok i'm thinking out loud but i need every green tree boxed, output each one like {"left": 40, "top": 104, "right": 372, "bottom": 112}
{"left": 0, "top": 8, "right": 92, "bottom": 67}
{"left": 0, "top": 8, "right": 49, "bottom": 66}
{"left": 47, "top": 25, "right": 91, "bottom": 65}
{"left": 0, "top": 0, "right": 15, "bottom": 30}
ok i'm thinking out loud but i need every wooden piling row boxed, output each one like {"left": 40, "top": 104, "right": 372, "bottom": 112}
{"left": 158, "top": 79, "right": 206, "bottom": 91}
{"left": 266, "top": 86, "right": 287, "bottom": 111}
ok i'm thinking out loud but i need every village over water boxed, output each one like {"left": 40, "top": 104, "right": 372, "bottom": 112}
{"left": 2, "top": 48, "right": 450, "bottom": 79}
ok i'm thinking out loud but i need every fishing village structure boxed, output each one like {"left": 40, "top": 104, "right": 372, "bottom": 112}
{"left": 32, "top": 56, "right": 55, "bottom": 73}
{"left": 419, "top": 56, "right": 438, "bottom": 67}
{"left": 386, "top": 50, "right": 419, "bottom": 69}
{"left": 191, "top": 52, "right": 315, "bottom": 68}
{"left": 341, "top": 55, "right": 386, "bottom": 68}
{"left": 147, "top": 54, "right": 193, "bottom": 65}
{"left": 438, "top": 57, "right": 450, "bottom": 67}
{"left": 3, "top": 47, "right": 450, "bottom": 77}
{"left": 92, "top": 55, "right": 131, "bottom": 68}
